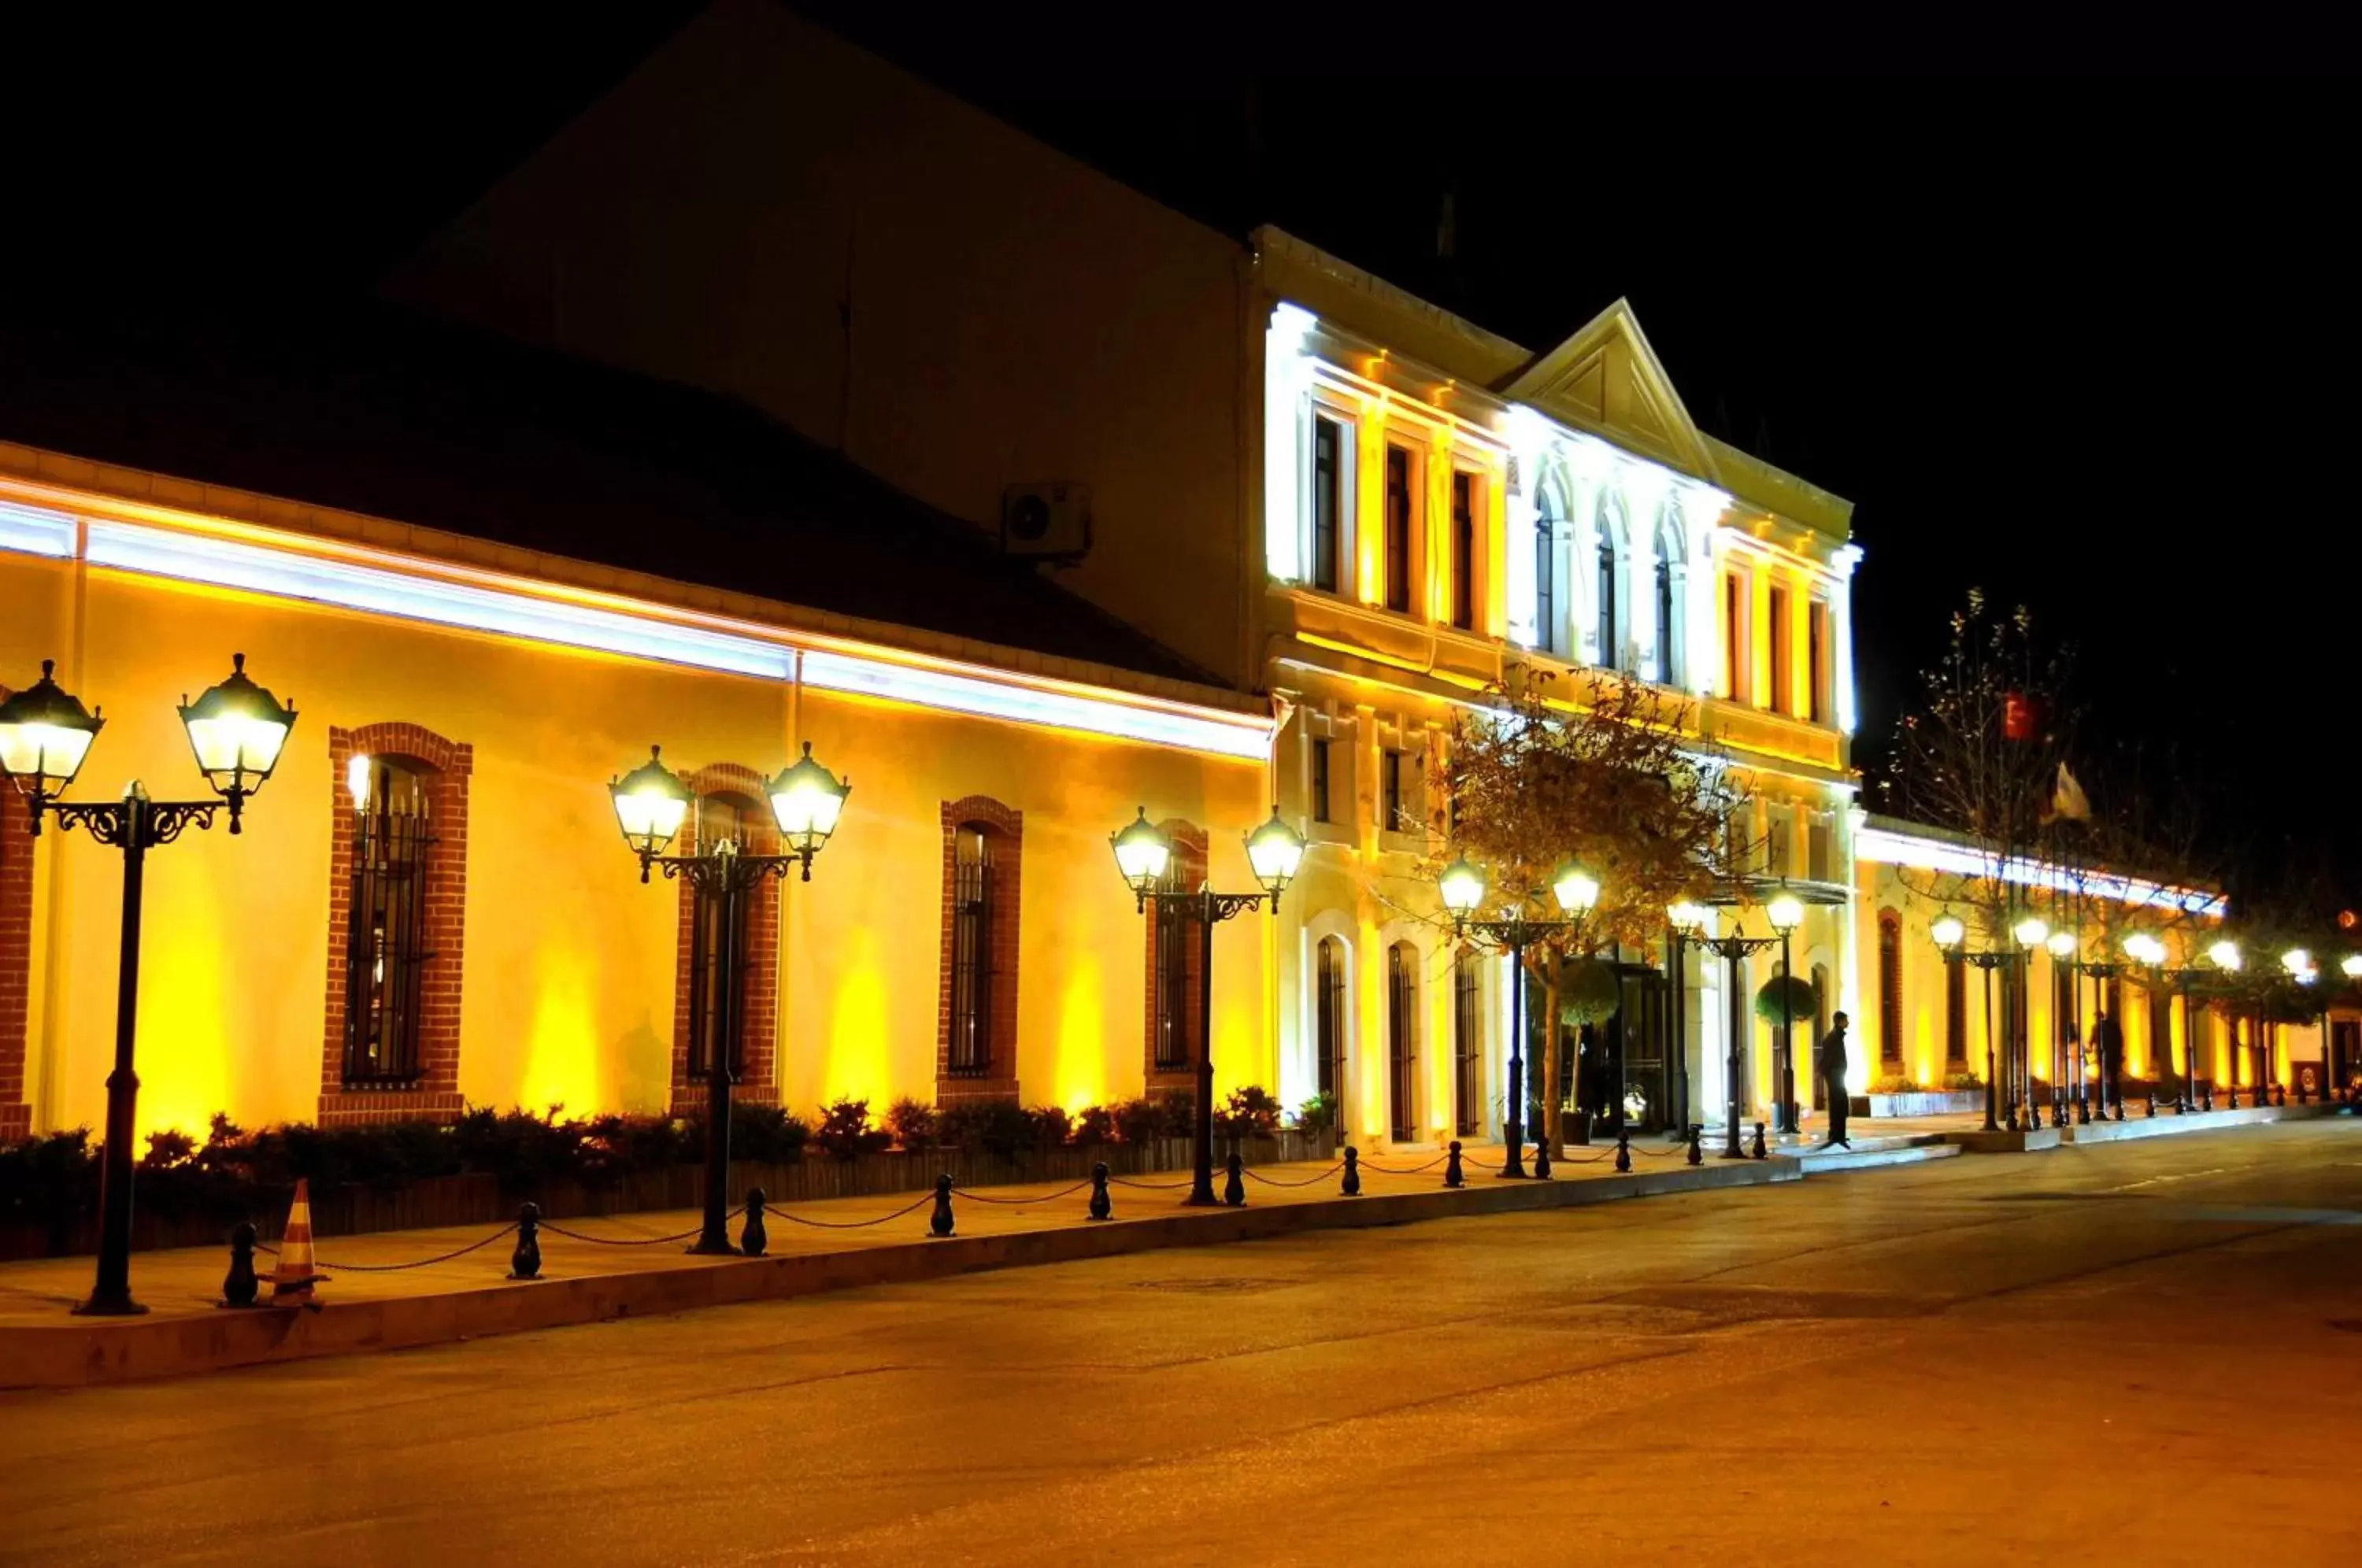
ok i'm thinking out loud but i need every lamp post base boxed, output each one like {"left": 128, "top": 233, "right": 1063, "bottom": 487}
{"left": 1180, "top": 1190, "right": 1221, "bottom": 1208}
{"left": 72, "top": 1293, "right": 148, "bottom": 1318}
{"left": 685, "top": 1237, "right": 739, "bottom": 1258}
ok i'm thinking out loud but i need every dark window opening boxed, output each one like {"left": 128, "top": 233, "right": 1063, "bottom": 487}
{"left": 343, "top": 761, "right": 435, "bottom": 1085}
{"left": 1723, "top": 573, "right": 1742, "bottom": 698}
{"left": 1384, "top": 446, "right": 1412, "bottom": 613}
{"left": 1453, "top": 951, "right": 1482, "bottom": 1137}
{"left": 1449, "top": 471, "right": 1475, "bottom": 631}
{"left": 949, "top": 825, "right": 996, "bottom": 1076}
{"left": 1312, "top": 416, "right": 1341, "bottom": 594}
{"left": 1382, "top": 750, "right": 1404, "bottom": 834}
{"left": 1151, "top": 846, "right": 1199, "bottom": 1073}
{"left": 1535, "top": 493, "right": 1557, "bottom": 654}
{"left": 686, "top": 795, "right": 754, "bottom": 1080}
{"left": 1878, "top": 912, "right": 1905, "bottom": 1067}
{"left": 1311, "top": 738, "right": 1332, "bottom": 825}
{"left": 1769, "top": 586, "right": 1794, "bottom": 716}
{"left": 1596, "top": 534, "right": 1617, "bottom": 666}
{"left": 1945, "top": 954, "right": 1968, "bottom": 1070}
{"left": 1808, "top": 602, "right": 1827, "bottom": 723}
{"left": 1388, "top": 942, "right": 1417, "bottom": 1141}
{"left": 1316, "top": 936, "right": 1346, "bottom": 1114}
{"left": 1655, "top": 546, "right": 1675, "bottom": 682}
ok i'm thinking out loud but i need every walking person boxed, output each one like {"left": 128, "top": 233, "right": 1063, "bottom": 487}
{"left": 1820, "top": 1011, "right": 1853, "bottom": 1148}
{"left": 2094, "top": 1006, "right": 2125, "bottom": 1119}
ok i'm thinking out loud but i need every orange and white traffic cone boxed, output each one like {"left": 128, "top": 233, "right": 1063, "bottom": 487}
{"left": 271, "top": 1178, "right": 324, "bottom": 1303}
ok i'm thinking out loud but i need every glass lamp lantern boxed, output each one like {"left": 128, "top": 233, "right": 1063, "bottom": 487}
{"left": 176, "top": 654, "right": 296, "bottom": 826}
{"left": 2046, "top": 930, "right": 2078, "bottom": 960}
{"left": 1110, "top": 808, "right": 1172, "bottom": 902}
{"left": 1768, "top": 891, "right": 1805, "bottom": 934}
{"left": 1243, "top": 807, "right": 1305, "bottom": 904}
{"left": 1551, "top": 858, "right": 1600, "bottom": 915}
{"left": 768, "top": 741, "right": 851, "bottom": 871}
{"left": 1438, "top": 856, "right": 1486, "bottom": 921}
{"left": 2207, "top": 939, "right": 2242, "bottom": 973}
{"left": 1931, "top": 913, "right": 1967, "bottom": 952}
{"left": 2012, "top": 915, "right": 2049, "bottom": 949}
{"left": 0, "top": 660, "right": 103, "bottom": 804}
{"left": 610, "top": 745, "right": 693, "bottom": 865}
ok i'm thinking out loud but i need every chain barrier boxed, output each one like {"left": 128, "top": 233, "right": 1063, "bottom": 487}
{"left": 540, "top": 1219, "right": 705, "bottom": 1247}
{"left": 1241, "top": 1161, "right": 1347, "bottom": 1189}
{"left": 254, "top": 1222, "right": 521, "bottom": 1272}
{"left": 1356, "top": 1152, "right": 1450, "bottom": 1175}
{"left": 950, "top": 1179, "right": 1095, "bottom": 1207}
{"left": 761, "top": 1191, "right": 939, "bottom": 1230}
{"left": 1628, "top": 1141, "right": 1689, "bottom": 1159}
{"left": 1108, "top": 1173, "right": 1198, "bottom": 1190}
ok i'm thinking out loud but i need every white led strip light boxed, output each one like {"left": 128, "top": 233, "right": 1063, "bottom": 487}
{"left": 1855, "top": 824, "right": 2226, "bottom": 918}
{"left": 0, "top": 511, "right": 1270, "bottom": 760}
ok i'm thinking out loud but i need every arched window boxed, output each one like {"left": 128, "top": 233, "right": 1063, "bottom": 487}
{"left": 1146, "top": 822, "right": 1209, "bottom": 1090}
{"left": 322, "top": 722, "right": 472, "bottom": 1127}
{"left": 1533, "top": 486, "right": 1558, "bottom": 655}
{"left": 0, "top": 694, "right": 31, "bottom": 1141}
{"left": 1878, "top": 912, "right": 1905, "bottom": 1067}
{"left": 1316, "top": 935, "right": 1347, "bottom": 1130}
{"left": 1945, "top": 954, "right": 1968, "bottom": 1070}
{"left": 939, "top": 797, "right": 1024, "bottom": 1104}
{"left": 1654, "top": 519, "right": 1682, "bottom": 686}
{"left": 669, "top": 764, "right": 786, "bottom": 1108}
{"left": 1596, "top": 531, "right": 1619, "bottom": 668}
{"left": 1453, "top": 950, "right": 1483, "bottom": 1136}
{"left": 1387, "top": 941, "right": 1419, "bottom": 1141}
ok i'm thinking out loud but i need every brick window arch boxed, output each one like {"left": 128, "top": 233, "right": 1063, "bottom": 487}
{"left": 1878, "top": 910, "right": 1904, "bottom": 1067}
{"left": 672, "top": 764, "right": 782, "bottom": 1111}
{"left": 322, "top": 723, "right": 472, "bottom": 1126}
{"left": 0, "top": 681, "right": 32, "bottom": 1140}
{"left": 1143, "top": 820, "right": 1208, "bottom": 1095}
{"left": 939, "top": 796, "right": 1021, "bottom": 1106}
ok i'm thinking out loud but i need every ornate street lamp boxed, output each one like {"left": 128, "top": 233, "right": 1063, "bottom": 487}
{"left": 2010, "top": 916, "right": 2049, "bottom": 1125}
{"left": 1767, "top": 890, "right": 1805, "bottom": 1135}
{"left": 1932, "top": 912, "right": 2012, "bottom": 1133}
{"left": 2283, "top": 948, "right": 2327, "bottom": 1103}
{"left": 1692, "top": 905, "right": 1783, "bottom": 1157}
{"left": 1439, "top": 854, "right": 1601, "bottom": 1177}
{"left": 610, "top": 741, "right": 849, "bottom": 1254}
{"left": 1, "top": 655, "right": 294, "bottom": 1315}
{"left": 2045, "top": 929, "right": 2078, "bottom": 1123}
{"left": 1665, "top": 901, "right": 1712, "bottom": 1133}
{"left": 2118, "top": 931, "right": 2175, "bottom": 1115}
{"left": 1110, "top": 804, "right": 1301, "bottom": 1205}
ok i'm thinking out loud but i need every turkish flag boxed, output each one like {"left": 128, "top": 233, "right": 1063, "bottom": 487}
{"left": 2003, "top": 691, "right": 2034, "bottom": 741}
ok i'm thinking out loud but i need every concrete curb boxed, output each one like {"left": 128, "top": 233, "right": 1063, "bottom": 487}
{"left": 0, "top": 1157, "right": 1796, "bottom": 1389}
{"left": 1798, "top": 1143, "right": 1962, "bottom": 1173}
{"left": 2062, "top": 1102, "right": 2342, "bottom": 1144}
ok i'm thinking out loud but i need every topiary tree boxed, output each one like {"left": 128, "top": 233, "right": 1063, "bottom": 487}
{"left": 1754, "top": 973, "right": 1819, "bottom": 1026}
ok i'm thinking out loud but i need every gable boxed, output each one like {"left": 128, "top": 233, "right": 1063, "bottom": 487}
{"left": 1494, "top": 298, "right": 1716, "bottom": 483}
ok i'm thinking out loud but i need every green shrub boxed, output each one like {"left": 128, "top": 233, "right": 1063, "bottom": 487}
{"left": 1293, "top": 1092, "right": 1337, "bottom": 1137}
{"left": 1215, "top": 1085, "right": 1282, "bottom": 1137}
{"left": 1024, "top": 1104, "right": 1073, "bottom": 1148}
{"left": 815, "top": 1099, "right": 891, "bottom": 1161}
{"left": 1753, "top": 974, "right": 1820, "bottom": 1026}
{"left": 1559, "top": 958, "right": 1623, "bottom": 1026}
{"left": 884, "top": 1096, "right": 938, "bottom": 1152}
{"left": 1112, "top": 1096, "right": 1165, "bottom": 1145}
{"left": 1870, "top": 1074, "right": 1922, "bottom": 1096}
{"left": 1942, "top": 1071, "right": 1984, "bottom": 1092}
{"left": 1157, "top": 1093, "right": 1196, "bottom": 1140}
{"left": 1073, "top": 1104, "right": 1118, "bottom": 1145}
{"left": 727, "top": 1103, "right": 810, "bottom": 1165}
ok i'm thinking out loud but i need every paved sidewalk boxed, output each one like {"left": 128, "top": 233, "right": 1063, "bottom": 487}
{"left": 0, "top": 1141, "right": 1794, "bottom": 1387}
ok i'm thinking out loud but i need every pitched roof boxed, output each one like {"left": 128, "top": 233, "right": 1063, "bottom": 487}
{"left": 0, "top": 304, "right": 1223, "bottom": 689}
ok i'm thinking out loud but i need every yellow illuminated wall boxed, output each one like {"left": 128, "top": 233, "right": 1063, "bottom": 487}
{"left": 0, "top": 548, "right": 1268, "bottom": 1140}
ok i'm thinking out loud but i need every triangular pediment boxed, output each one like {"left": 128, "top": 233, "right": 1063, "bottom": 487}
{"left": 1495, "top": 299, "right": 1716, "bottom": 483}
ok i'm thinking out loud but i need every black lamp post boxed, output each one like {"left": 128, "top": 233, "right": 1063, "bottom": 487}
{"left": 1, "top": 655, "right": 296, "bottom": 1316}
{"left": 1686, "top": 915, "right": 1779, "bottom": 1158}
{"left": 1438, "top": 854, "right": 1601, "bottom": 1178}
{"left": 1113, "top": 806, "right": 1304, "bottom": 1206}
{"left": 1766, "top": 891, "right": 1805, "bottom": 1135}
{"left": 2121, "top": 934, "right": 2183, "bottom": 1114}
{"left": 1932, "top": 913, "right": 2033, "bottom": 1133}
{"left": 610, "top": 741, "right": 849, "bottom": 1255}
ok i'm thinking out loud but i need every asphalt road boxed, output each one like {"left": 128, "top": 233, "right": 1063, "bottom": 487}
{"left": 4, "top": 1122, "right": 2359, "bottom": 1566}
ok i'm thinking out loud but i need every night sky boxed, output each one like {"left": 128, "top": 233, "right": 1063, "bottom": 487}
{"left": 7, "top": 6, "right": 2353, "bottom": 904}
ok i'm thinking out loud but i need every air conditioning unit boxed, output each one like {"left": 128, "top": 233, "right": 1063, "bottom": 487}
{"left": 1000, "top": 482, "right": 1092, "bottom": 562}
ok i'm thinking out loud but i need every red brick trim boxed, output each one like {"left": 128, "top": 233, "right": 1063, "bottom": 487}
{"left": 669, "top": 764, "right": 781, "bottom": 1112}
{"left": 1142, "top": 821, "right": 1208, "bottom": 1096}
{"left": 0, "top": 687, "right": 31, "bottom": 1139}
{"left": 320, "top": 723, "right": 472, "bottom": 1128}
{"left": 938, "top": 796, "right": 1022, "bottom": 1107}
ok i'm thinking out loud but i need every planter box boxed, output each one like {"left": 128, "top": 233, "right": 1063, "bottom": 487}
{"left": 1866, "top": 1091, "right": 1983, "bottom": 1118}
{"left": 0, "top": 1127, "right": 1335, "bottom": 1263}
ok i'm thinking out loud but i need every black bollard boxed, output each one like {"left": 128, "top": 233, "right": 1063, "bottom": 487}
{"left": 2202, "top": 1082, "right": 2215, "bottom": 1112}
{"left": 2143, "top": 1093, "right": 2155, "bottom": 1119}
{"left": 221, "top": 1221, "right": 261, "bottom": 1308}
{"left": 2227, "top": 1083, "right": 2240, "bottom": 1110}
{"left": 1751, "top": 1121, "right": 1768, "bottom": 1160}
{"left": 1686, "top": 1125, "right": 1704, "bottom": 1167}
{"left": 1088, "top": 1161, "right": 1113, "bottom": 1221}
{"left": 930, "top": 1174, "right": 955, "bottom": 1237}
{"left": 2275, "top": 1082, "right": 2286, "bottom": 1108}
{"left": 1444, "top": 1141, "right": 1464, "bottom": 1189}
{"left": 1615, "top": 1131, "right": 1631, "bottom": 1174}
{"left": 740, "top": 1188, "right": 768, "bottom": 1258}
{"left": 1224, "top": 1152, "right": 1246, "bottom": 1207}
{"left": 1533, "top": 1137, "right": 1552, "bottom": 1180}
{"left": 509, "top": 1202, "right": 542, "bottom": 1281}
{"left": 2076, "top": 1091, "right": 2090, "bottom": 1126}
{"left": 1342, "top": 1145, "right": 1361, "bottom": 1196}
{"left": 2297, "top": 1079, "right": 2311, "bottom": 1106}
{"left": 2028, "top": 1100, "right": 2044, "bottom": 1131}
{"left": 2005, "top": 1100, "right": 2020, "bottom": 1134}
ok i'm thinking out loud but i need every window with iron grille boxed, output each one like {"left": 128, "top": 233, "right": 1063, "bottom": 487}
{"left": 1316, "top": 936, "right": 1346, "bottom": 1108}
{"left": 1655, "top": 536, "right": 1677, "bottom": 684}
{"left": 1383, "top": 445, "right": 1412, "bottom": 612}
{"left": 1596, "top": 533, "right": 1618, "bottom": 667}
{"left": 1879, "top": 912, "right": 1905, "bottom": 1066}
{"left": 1769, "top": 586, "right": 1794, "bottom": 716}
{"left": 1449, "top": 471, "right": 1475, "bottom": 631}
{"left": 1809, "top": 600, "right": 1828, "bottom": 723}
{"left": 1534, "top": 490, "right": 1557, "bottom": 654}
{"left": 1723, "top": 571, "right": 1742, "bottom": 698}
{"left": 342, "top": 761, "right": 435, "bottom": 1085}
{"left": 948, "top": 825, "right": 996, "bottom": 1076}
{"left": 1312, "top": 416, "right": 1342, "bottom": 594}
{"left": 1382, "top": 750, "right": 1403, "bottom": 834}
{"left": 1945, "top": 953, "right": 1968, "bottom": 1069}
{"left": 685, "top": 796, "right": 750, "bottom": 1081}
{"left": 1453, "top": 951, "right": 1482, "bottom": 1137}
{"left": 1311, "top": 738, "right": 1331, "bottom": 825}
{"left": 1388, "top": 942, "right": 1417, "bottom": 1141}
{"left": 1150, "top": 838, "right": 1204, "bottom": 1074}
